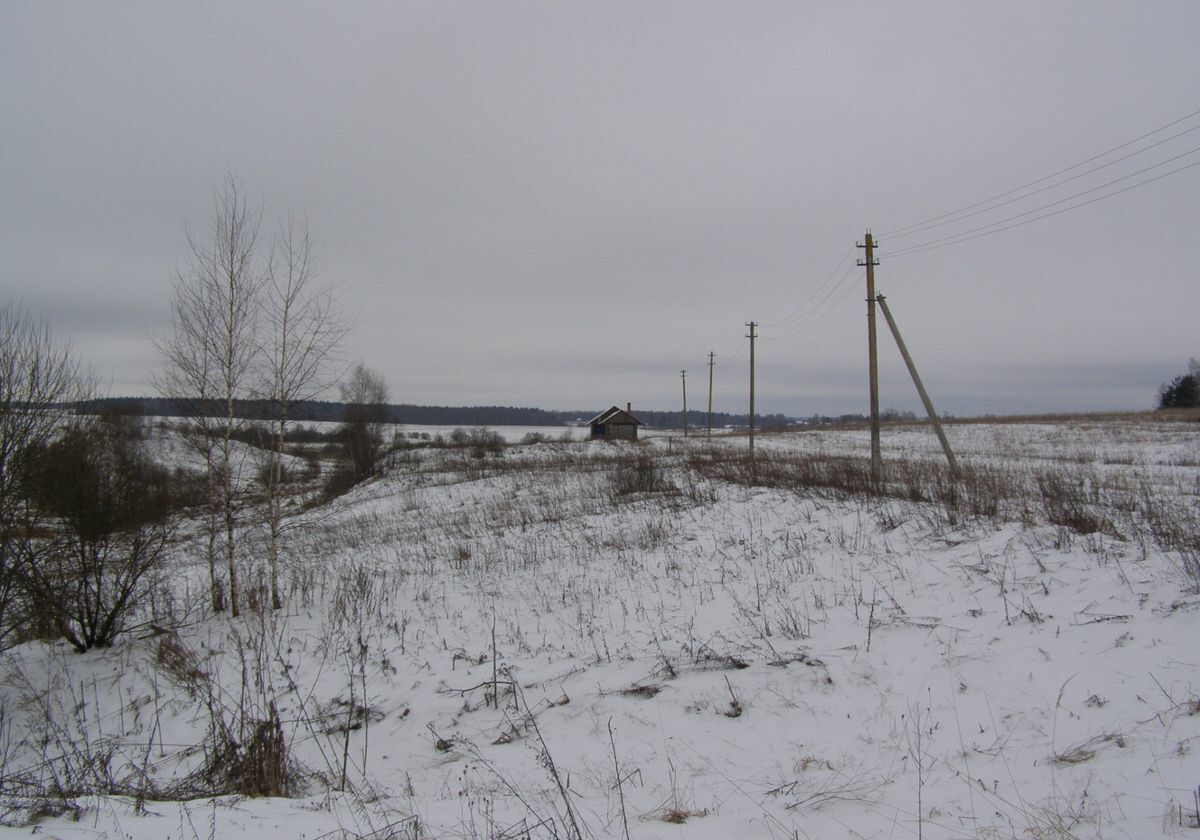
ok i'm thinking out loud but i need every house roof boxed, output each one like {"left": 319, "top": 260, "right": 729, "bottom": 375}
{"left": 586, "top": 405, "right": 644, "bottom": 426}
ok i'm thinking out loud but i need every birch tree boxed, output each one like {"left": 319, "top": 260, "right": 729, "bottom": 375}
{"left": 157, "top": 271, "right": 224, "bottom": 611}
{"left": 260, "top": 216, "right": 347, "bottom": 609}
{"left": 158, "top": 176, "right": 263, "bottom": 617}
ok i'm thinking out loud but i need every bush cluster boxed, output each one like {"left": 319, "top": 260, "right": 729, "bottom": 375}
{"left": 6, "top": 416, "right": 194, "bottom": 651}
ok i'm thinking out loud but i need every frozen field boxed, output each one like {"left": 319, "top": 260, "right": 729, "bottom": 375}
{"left": 2, "top": 415, "right": 1198, "bottom": 839}
{"left": 334, "top": 422, "right": 686, "bottom": 443}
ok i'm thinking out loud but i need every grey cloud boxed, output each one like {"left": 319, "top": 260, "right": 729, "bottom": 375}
{"left": 2, "top": 2, "right": 1197, "bottom": 415}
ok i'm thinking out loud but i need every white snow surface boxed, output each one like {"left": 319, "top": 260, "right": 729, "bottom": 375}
{"left": 3, "top": 418, "right": 1199, "bottom": 839}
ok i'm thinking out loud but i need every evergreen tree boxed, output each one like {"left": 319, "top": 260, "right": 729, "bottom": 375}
{"left": 1158, "top": 365, "right": 1200, "bottom": 408}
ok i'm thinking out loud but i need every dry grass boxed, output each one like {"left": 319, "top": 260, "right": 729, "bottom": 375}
{"left": 687, "top": 440, "right": 1198, "bottom": 586}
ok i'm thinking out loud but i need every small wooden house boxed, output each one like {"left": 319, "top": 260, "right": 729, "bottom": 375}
{"left": 587, "top": 403, "right": 644, "bottom": 441}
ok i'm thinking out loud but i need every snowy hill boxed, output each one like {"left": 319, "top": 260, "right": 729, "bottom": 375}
{"left": 2, "top": 417, "right": 1198, "bottom": 839}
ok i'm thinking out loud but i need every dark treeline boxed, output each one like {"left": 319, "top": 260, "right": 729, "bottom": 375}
{"left": 804, "top": 410, "right": 924, "bottom": 426}
{"left": 80, "top": 397, "right": 795, "bottom": 430}
{"left": 633, "top": 409, "right": 793, "bottom": 431}
{"left": 82, "top": 398, "right": 572, "bottom": 426}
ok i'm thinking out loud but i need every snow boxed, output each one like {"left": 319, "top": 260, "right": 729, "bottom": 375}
{"left": 390, "top": 424, "right": 687, "bottom": 443}
{"left": 3, "top": 417, "right": 1198, "bottom": 839}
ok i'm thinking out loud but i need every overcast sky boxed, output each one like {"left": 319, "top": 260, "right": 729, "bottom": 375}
{"left": 2, "top": 2, "right": 1198, "bottom": 418}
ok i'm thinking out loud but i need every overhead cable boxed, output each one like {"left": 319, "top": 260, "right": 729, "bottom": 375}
{"left": 879, "top": 105, "right": 1200, "bottom": 239}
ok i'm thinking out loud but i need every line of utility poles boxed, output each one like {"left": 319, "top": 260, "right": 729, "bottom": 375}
{"left": 676, "top": 229, "right": 956, "bottom": 479}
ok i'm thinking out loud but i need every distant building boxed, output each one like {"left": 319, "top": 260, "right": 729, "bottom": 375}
{"left": 587, "top": 403, "right": 644, "bottom": 441}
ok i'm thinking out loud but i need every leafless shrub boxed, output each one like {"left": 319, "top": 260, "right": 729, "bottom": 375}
{"left": 1142, "top": 493, "right": 1200, "bottom": 586}
{"left": 20, "top": 421, "right": 176, "bottom": 651}
{"left": 156, "top": 632, "right": 208, "bottom": 695}
{"left": 0, "top": 301, "right": 89, "bottom": 650}
{"left": 688, "top": 449, "right": 877, "bottom": 498}
{"left": 320, "top": 461, "right": 363, "bottom": 501}
{"left": 225, "top": 703, "right": 289, "bottom": 797}
{"left": 447, "top": 427, "right": 505, "bottom": 459}
{"left": 611, "top": 453, "right": 676, "bottom": 495}
{"left": 334, "top": 364, "right": 390, "bottom": 489}
{"left": 1037, "top": 473, "right": 1119, "bottom": 539}
{"left": 255, "top": 455, "right": 309, "bottom": 490}
{"left": 0, "top": 658, "right": 152, "bottom": 810}
{"left": 151, "top": 623, "right": 305, "bottom": 801}
{"left": 329, "top": 562, "right": 392, "bottom": 637}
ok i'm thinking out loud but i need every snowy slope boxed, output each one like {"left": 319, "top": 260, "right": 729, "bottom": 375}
{"left": 3, "top": 418, "right": 1198, "bottom": 839}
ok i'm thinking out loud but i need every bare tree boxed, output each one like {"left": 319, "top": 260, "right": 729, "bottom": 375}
{"left": 156, "top": 270, "right": 225, "bottom": 611}
{"left": 259, "top": 216, "right": 347, "bottom": 609}
{"left": 157, "top": 175, "right": 264, "bottom": 617}
{"left": 0, "top": 302, "right": 87, "bottom": 648}
{"left": 338, "top": 364, "right": 389, "bottom": 485}
{"left": 21, "top": 419, "right": 176, "bottom": 651}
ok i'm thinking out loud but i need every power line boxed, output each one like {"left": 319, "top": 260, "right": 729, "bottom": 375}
{"left": 724, "top": 335, "right": 749, "bottom": 361}
{"left": 762, "top": 246, "right": 855, "bottom": 327}
{"left": 797, "top": 267, "right": 864, "bottom": 331}
{"left": 888, "top": 150, "right": 1200, "bottom": 258}
{"left": 695, "top": 107, "right": 1200, "bottom": 389}
{"left": 879, "top": 105, "right": 1200, "bottom": 239}
{"left": 762, "top": 260, "right": 860, "bottom": 340}
{"left": 717, "top": 330, "right": 745, "bottom": 360}
{"left": 885, "top": 122, "right": 1200, "bottom": 241}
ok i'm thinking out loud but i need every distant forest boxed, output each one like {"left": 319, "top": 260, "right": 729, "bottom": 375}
{"left": 80, "top": 397, "right": 795, "bottom": 431}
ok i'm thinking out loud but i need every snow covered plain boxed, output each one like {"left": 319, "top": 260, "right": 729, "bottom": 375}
{"left": 3, "top": 416, "right": 1198, "bottom": 839}
{"left": 321, "top": 423, "right": 681, "bottom": 444}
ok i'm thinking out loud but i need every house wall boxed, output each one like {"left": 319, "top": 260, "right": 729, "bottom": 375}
{"left": 589, "top": 422, "right": 638, "bottom": 440}
{"left": 607, "top": 423, "right": 637, "bottom": 440}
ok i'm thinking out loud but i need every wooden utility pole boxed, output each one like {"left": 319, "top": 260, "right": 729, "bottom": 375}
{"left": 875, "top": 294, "right": 959, "bottom": 475}
{"left": 681, "top": 369, "right": 688, "bottom": 438}
{"left": 858, "top": 232, "right": 882, "bottom": 483}
{"left": 706, "top": 351, "right": 715, "bottom": 438}
{"left": 746, "top": 322, "right": 757, "bottom": 459}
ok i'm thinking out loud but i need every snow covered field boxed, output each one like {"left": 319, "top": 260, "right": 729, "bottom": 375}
{"left": 325, "top": 422, "right": 684, "bottom": 443}
{"left": 3, "top": 416, "right": 1198, "bottom": 839}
